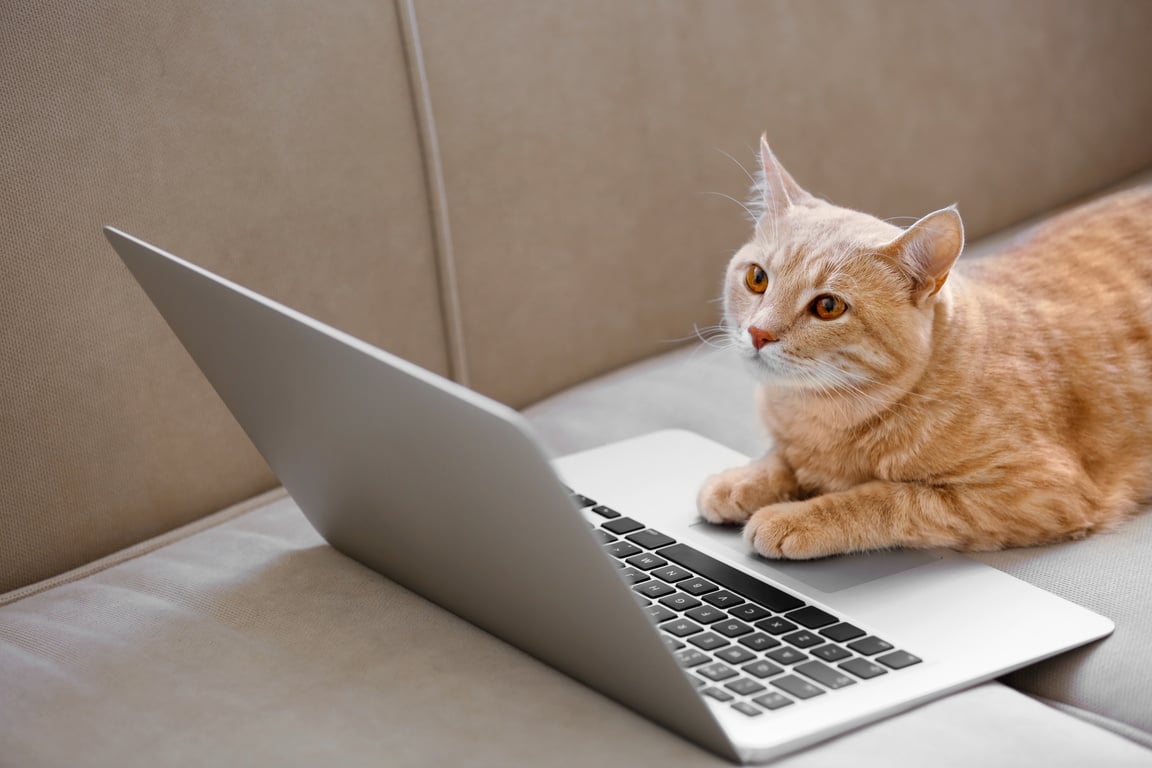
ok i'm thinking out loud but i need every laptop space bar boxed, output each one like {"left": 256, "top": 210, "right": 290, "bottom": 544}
{"left": 656, "top": 543, "right": 804, "bottom": 613}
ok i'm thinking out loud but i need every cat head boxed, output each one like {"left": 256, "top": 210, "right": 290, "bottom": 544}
{"left": 724, "top": 137, "right": 964, "bottom": 396}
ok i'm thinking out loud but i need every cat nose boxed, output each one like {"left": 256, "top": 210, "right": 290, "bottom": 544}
{"left": 748, "top": 326, "right": 778, "bottom": 350}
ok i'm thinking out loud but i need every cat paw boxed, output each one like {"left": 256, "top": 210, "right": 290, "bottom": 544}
{"left": 697, "top": 467, "right": 764, "bottom": 525}
{"left": 695, "top": 465, "right": 778, "bottom": 525}
{"left": 743, "top": 502, "right": 842, "bottom": 560}
{"left": 698, "top": 460, "right": 798, "bottom": 525}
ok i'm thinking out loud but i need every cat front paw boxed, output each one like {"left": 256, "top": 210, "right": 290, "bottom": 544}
{"left": 698, "top": 454, "right": 800, "bottom": 526}
{"left": 697, "top": 469, "right": 757, "bottom": 524}
{"left": 744, "top": 501, "right": 843, "bottom": 559}
{"left": 698, "top": 463, "right": 793, "bottom": 525}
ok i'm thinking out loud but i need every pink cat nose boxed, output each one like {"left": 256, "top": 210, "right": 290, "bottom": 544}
{"left": 748, "top": 326, "right": 778, "bottom": 350}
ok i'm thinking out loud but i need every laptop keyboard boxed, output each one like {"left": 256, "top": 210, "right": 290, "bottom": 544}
{"left": 573, "top": 491, "right": 922, "bottom": 718}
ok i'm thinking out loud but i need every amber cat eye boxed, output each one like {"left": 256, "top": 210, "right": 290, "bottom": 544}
{"left": 745, "top": 265, "right": 768, "bottom": 294}
{"left": 811, "top": 294, "right": 847, "bottom": 320}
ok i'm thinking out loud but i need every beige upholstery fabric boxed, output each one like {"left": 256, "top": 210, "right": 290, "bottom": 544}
{"left": 1, "top": 494, "right": 1149, "bottom": 767}
{"left": 0, "top": 1, "right": 444, "bottom": 592}
{"left": 411, "top": 0, "right": 1152, "bottom": 407}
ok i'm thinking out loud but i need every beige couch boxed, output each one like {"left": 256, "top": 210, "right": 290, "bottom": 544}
{"left": 4, "top": 2, "right": 1152, "bottom": 764}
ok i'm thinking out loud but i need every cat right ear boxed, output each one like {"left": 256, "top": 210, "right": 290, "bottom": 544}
{"left": 757, "top": 135, "right": 814, "bottom": 221}
{"left": 882, "top": 205, "right": 965, "bottom": 305}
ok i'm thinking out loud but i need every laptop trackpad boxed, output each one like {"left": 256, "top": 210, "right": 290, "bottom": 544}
{"left": 687, "top": 522, "right": 943, "bottom": 593}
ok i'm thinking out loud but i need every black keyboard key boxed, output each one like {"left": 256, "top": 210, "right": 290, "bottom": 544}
{"left": 657, "top": 544, "right": 805, "bottom": 612}
{"left": 741, "top": 660, "right": 784, "bottom": 679}
{"left": 625, "top": 553, "right": 667, "bottom": 570}
{"left": 589, "top": 504, "right": 618, "bottom": 517}
{"left": 811, "top": 644, "right": 852, "bottom": 662}
{"left": 877, "top": 650, "right": 922, "bottom": 669}
{"left": 652, "top": 565, "right": 692, "bottom": 583}
{"left": 771, "top": 674, "right": 825, "bottom": 700}
{"left": 697, "top": 662, "right": 738, "bottom": 682}
{"left": 674, "top": 648, "right": 709, "bottom": 667}
{"left": 738, "top": 633, "right": 781, "bottom": 652}
{"left": 688, "top": 632, "right": 730, "bottom": 651}
{"left": 724, "top": 677, "right": 766, "bottom": 696}
{"left": 728, "top": 603, "right": 771, "bottom": 622}
{"left": 627, "top": 529, "right": 676, "bottom": 549}
{"left": 634, "top": 580, "right": 676, "bottom": 599}
{"left": 603, "top": 517, "right": 644, "bottom": 534}
{"left": 766, "top": 647, "right": 807, "bottom": 665}
{"left": 755, "top": 617, "right": 797, "bottom": 635}
{"left": 605, "top": 541, "right": 642, "bottom": 559}
{"left": 785, "top": 606, "right": 839, "bottom": 629}
{"left": 715, "top": 646, "right": 756, "bottom": 665}
{"left": 661, "top": 636, "right": 684, "bottom": 651}
{"left": 684, "top": 605, "right": 726, "bottom": 624}
{"left": 839, "top": 658, "right": 887, "bottom": 679}
{"left": 573, "top": 494, "right": 597, "bottom": 508}
{"left": 713, "top": 619, "right": 754, "bottom": 638}
{"left": 795, "top": 660, "right": 857, "bottom": 689}
{"left": 619, "top": 566, "right": 650, "bottom": 585}
{"left": 702, "top": 686, "right": 734, "bottom": 702}
{"left": 702, "top": 590, "right": 744, "bottom": 609}
{"left": 593, "top": 529, "right": 617, "bottom": 544}
{"left": 679, "top": 578, "right": 719, "bottom": 596}
{"left": 731, "top": 701, "right": 762, "bottom": 717}
{"left": 645, "top": 605, "right": 676, "bottom": 623}
{"left": 782, "top": 630, "right": 823, "bottom": 649}
{"left": 820, "top": 622, "right": 865, "bottom": 642}
{"left": 848, "top": 636, "right": 894, "bottom": 656}
{"left": 659, "top": 593, "right": 701, "bottom": 611}
{"left": 660, "top": 618, "right": 704, "bottom": 637}
{"left": 752, "top": 692, "right": 793, "bottom": 710}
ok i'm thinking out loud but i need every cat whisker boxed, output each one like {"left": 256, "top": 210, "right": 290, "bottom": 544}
{"left": 798, "top": 358, "right": 916, "bottom": 417}
{"left": 703, "top": 191, "right": 771, "bottom": 245}
{"left": 805, "top": 358, "right": 943, "bottom": 415}
{"left": 714, "top": 147, "right": 758, "bottom": 188}
{"left": 661, "top": 323, "right": 734, "bottom": 348}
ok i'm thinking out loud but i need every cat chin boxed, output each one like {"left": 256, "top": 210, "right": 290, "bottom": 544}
{"left": 741, "top": 355, "right": 805, "bottom": 387}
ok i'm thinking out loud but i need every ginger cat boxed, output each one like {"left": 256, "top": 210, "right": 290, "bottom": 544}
{"left": 698, "top": 137, "right": 1152, "bottom": 559}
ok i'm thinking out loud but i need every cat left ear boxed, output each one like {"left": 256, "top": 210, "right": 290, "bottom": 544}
{"left": 757, "top": 135, "right": 814, "bottom": 220}
{"left": 883, "top": 205, "right": 965, "bottom": 304}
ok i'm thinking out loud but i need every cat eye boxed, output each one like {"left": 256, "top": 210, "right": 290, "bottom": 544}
{"left": 811, "top": 294, "right": 847, "bottom": 320}
{"left": 745, "top": 265, "right": 768, "bottom": 294}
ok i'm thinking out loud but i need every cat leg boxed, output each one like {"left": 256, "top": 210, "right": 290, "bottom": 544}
{"left": 742, "top": 481, "right": 966, "bottom": 559}
{"left": 697, "top": 450, "right": 800, "bottom": 525}
{"left": 743, "top": 477, "right": 1104, "bottom": 559}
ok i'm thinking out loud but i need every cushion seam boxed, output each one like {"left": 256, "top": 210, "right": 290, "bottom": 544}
{"left": 0, "top": 487, "right": 289, "bottom": 607}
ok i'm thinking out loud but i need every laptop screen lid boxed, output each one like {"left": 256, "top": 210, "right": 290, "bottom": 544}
{"left": 103, "top": 227, "right": 736, "bottom": 760}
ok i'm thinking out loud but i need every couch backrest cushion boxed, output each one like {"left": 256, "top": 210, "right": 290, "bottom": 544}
{"left": 5, "top": 1, "right": 1152, "bottom": 594}
{"left": 412, "top": 0, "right": 1152, "bottom": 407}
{"left": 0, "top": 1, "right": 445, "bottom": 593}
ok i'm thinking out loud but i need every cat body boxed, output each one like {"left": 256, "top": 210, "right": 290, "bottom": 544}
{"left": 698, "top": 138, "right": 1152, "bottom": 559}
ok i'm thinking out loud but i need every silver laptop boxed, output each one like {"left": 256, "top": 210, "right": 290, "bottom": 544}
{"left": 104, "top": 227, "right": 1113, "bottom": 764}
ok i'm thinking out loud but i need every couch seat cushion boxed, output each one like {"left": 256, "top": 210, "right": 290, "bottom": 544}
{"left": 1, "top": 491, "right": 1149, "bottom": 766}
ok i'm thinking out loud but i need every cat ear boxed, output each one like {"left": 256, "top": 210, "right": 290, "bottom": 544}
{"left": 882, "top": 205, "right": 965, "bottom": 303}
{"left": 757, "top": 135, "right": 814, "bottom": 220}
